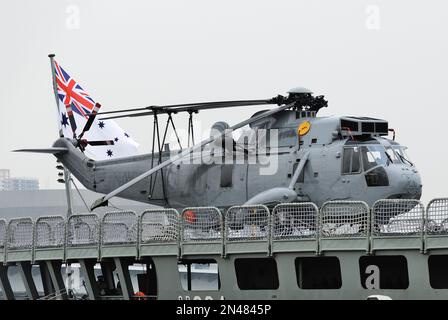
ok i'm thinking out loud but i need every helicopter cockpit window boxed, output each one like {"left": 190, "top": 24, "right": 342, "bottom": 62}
{"left": 361, "top": 145, "right": 390, "bottom": 171}
{"left": 392, "top": 146, "right": 414, "bottom": 166}
{"left": 342, "top": 147, "right": 361, "bottom": 174}
{"left": 385, "top": 147, "right": 401, "bottom": 164}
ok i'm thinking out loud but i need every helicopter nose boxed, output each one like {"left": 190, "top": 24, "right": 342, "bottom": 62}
{"left": 399, "top": 167, "right": 422, "bottom": 199}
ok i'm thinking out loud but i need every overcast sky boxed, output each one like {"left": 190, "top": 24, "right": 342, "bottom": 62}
{"left": 0, "top": 0, "right": 447, "bottom": 203}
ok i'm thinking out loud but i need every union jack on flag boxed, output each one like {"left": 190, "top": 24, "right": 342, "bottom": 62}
{"left": 53, "top": 60, "right": 95, "bottom": 118}
{"left": 50, "top": 58, "right": 139, "bottom": 160}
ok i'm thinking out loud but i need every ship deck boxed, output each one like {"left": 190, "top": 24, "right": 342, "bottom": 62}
{"left": 1, "top": 198, "right": 448, "bottom": 300}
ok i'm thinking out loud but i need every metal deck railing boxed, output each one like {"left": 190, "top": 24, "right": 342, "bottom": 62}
{"left": 1, "top": 198, "right": 448, "bottom": 262}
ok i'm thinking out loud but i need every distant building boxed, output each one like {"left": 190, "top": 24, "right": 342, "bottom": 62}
{"left": 0, "top": 169, "right": 10, "bottom": 180}
{"left": 0, "top": 169, "right": 39, "bottom": 191}
{"left": 1, "top": 178, "right": 39, "bottom": 191}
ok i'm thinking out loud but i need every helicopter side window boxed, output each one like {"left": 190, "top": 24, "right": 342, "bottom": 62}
{"left": 220, "top": 165, "right": 233, "bottom": 188}
{"left": 352, "top": 148, "right": 360, "bottom": 172}
{"left": 342, "top": 147, "right": 361, "bottom": 174}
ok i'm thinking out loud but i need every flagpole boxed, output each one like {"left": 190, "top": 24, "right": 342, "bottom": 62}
{"left": 48, "top": 53, "right": 73, "bottom": 218}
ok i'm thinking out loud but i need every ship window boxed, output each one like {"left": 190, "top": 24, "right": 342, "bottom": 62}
{"left": 130, "top": 260, "right": 157, "bottom": 298}
{"left": 295, "top": 257, "right": 342, "bottom": 289}
{"left": 428, "top": 255, "right": 448, "bottom": 289}
{"left": 359, "top": 256, "right": 409, "bottom": 289}
{"left": 342, "top": 147, "right": 361, "bottom": 174}
{"left": 235, "top": 258, "right": 279, "bottom": 290}
{"left": 178, "top": 259, "right": 220, "bottom": 291}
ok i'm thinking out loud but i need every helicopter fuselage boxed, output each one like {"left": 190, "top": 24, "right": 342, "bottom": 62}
{"left": 53, "top": 110, "right": 422, "bottom": 211}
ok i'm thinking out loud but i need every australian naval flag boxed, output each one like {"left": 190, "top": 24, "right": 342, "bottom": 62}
{"left": 52, "top": 59, "right": 139, "bottom": 159}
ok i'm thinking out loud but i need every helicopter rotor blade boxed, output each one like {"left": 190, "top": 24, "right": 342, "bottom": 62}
{"left": 13, "top": 147, "right": 69, "bottom": 154}
{"left": 79, "top": 103, "right": 101, "bottom": 139}
{"left": 99, "top": 99, "right": 280, "bottom": 121}
{"left": 91, "top": 101, "right": 294, "bottom": 210}
{"left": 100, "top": 111, "right": 156, "bottom": 120}
{"left": 87, "top": 140, "right": 115, "bottom": 146}
{"left": 65, "top": 103, "right": 77, "bottom": 135}
{"left": 94, "top": 99, "right": 276, "bottom": 117}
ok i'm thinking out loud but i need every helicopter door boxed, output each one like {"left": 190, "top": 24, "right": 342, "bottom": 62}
{"left": 340, "top": 146, "right": 365, "bottom": 197}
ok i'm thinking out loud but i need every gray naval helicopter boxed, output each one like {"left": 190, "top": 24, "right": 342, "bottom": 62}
{"left": 17, "top": 88, "right": 422, "bottom": 224}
